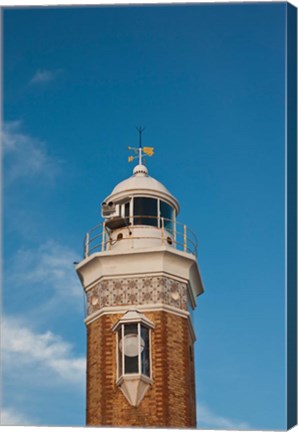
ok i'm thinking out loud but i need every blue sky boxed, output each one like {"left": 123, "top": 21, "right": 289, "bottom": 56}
{"left": 2, "top": 3, "right": 287, "bottom": 429}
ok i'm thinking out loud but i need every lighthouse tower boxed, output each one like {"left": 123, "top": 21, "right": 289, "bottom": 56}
{"left": 76, "top": 137, "right": 204, "bottom": 427}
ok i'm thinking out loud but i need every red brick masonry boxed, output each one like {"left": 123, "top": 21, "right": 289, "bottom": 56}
{"left": 86, "top": 310, "right": 196, "bottom": 427}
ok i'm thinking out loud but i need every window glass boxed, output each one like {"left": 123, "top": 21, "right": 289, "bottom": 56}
{"left": 141, "top": 325, "right": 150, "bottom": 377}
{"left": 160, "top": 201, "right": 174, "bottom": 233}
{"left": 124, "top": 202, "right": 130, "bottom": 225}
{"left": 134, "top": 198, "right": 157, "bottom": 226}
{"left": 123, "top": 324, "right": 139, "bottom": 373}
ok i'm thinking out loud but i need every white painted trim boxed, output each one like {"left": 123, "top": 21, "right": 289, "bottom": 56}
{"left": 78, "top": 243, "right": 195, "bottom": 264}
{"left": 186, "top": 281, "right": 197, "bottom": 309}
{"left": 116, "top": 374, "right": 153, "bottom": 387}
{"left": 188, "top": 319, "right": 197, "bottom": 344}
{"left": 112, "top": 311, "right": 155, "bottom": 332}
{"left": 116, "top": 373, "right": 153, "bottom": 406}
{"left": 85, "top": 303, "right": 196, "bottom": 343}
{"left": 121, "top": 325, "right": 125, "bottom": 378}
{"left": 76, "top": 247, "right": 204, "bottom": 302}
{"left": 85, "top": 303, "right": 190, "bottom": 324}
{"left": 149, "top": 327, "right": 153, "bottom": 380}
{"left": 116, "top": 330, "right": 119, "bottom": 380}
{"left": 138, "top": 323, "right": 141, "bottom": 375}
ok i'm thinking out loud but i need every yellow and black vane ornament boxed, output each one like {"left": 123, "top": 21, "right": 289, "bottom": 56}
{"left": 128, "top": 126, "right": 154, "bottom": 164}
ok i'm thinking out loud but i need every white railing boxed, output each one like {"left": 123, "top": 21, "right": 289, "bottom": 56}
{"left": 83, "top": 215, "right": 198, "bottom": 258}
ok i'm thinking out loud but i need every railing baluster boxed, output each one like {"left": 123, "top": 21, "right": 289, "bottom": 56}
{"left": 83, "top": 237, "right": 86, "bottom": 258}
{"left": 174, "top": 219, "right": 176, "bottom": 243}
{"left": 85, "top": 232, "right": 90, "bottom": 257}
{"left": 83, "top": 216, "right": 198, "bottom": 258}
{"left": 101, "top": 222, "right": 105, "bottom": 252}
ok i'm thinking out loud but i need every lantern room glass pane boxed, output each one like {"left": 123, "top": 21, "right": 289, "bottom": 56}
{"left": 141, "top": 325, "right": 150, "bottom": 377}
{"left": 124, "top": 201, "right": 130, "bottom": 225}
{"left": 134, "top": 198, "right": 158, "bottom": 226}
{"left": 160, "top": 201, "right": 174, "bottom": 233}
{"left": 124, "top": 324, "right": 139, "bottom": 373}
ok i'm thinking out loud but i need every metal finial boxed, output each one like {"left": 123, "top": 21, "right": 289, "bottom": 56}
{"left": 128, "top": 126, "right": 154, "bottom": 167}
{"left": 136, "top": 126, "right": 145, "bottom": 164}
{"left": 136, "top": 126, "right": 146, "bottom": 149}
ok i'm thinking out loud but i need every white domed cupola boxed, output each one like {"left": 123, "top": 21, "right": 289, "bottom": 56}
{"left": 101, "top": 160, "right": 179, "bottom": 251}
{"left": 83, "top": 130, "right": 197, "bottom": 257}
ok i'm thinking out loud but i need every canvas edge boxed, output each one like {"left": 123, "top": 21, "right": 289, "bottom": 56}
{"left": 286, "top": 2, "right": 298, "bottom": 429}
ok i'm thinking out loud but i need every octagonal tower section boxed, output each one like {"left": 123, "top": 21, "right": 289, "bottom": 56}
{"left": 76, "top": 163, "right": 204, "bottom": 428}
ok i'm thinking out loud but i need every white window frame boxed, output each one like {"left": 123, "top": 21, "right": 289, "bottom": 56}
{"left": 113, "top": 311, "right": 155, "bottom": 383}
{"left": 116, "top": 322, "right": 152, "bottom": 381}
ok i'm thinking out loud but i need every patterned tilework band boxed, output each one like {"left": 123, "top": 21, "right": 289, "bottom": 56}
{"left": 86, "top": 276, "right": 188, "bottom": 316}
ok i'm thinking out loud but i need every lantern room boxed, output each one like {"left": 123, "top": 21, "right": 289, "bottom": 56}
{"left": 99, "top": 163, "right": 179, "bottom": 251}
{"left": 83, "top": 163, "right": 198, "bottom": 257}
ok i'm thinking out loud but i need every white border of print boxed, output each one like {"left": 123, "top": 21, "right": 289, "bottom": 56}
{"left": 1, "top": 2, "right": 297, "bottom": 432}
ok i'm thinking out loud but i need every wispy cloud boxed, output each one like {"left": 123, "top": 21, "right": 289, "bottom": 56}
{"left": 2, "top": 315, "right": 86, "bottom": 386}
{"left": 197, "top": 404, "right": 250, "bottom": 430}
{"left": 30, "top": 69, "right": 58, "bottom": 85}
{"left": 1, "top": 406, "right": 35, "bottom": 426}
{"left": 2, "top": 121, "right": 61, "bottom": 183}
{"left": 8, "top": 240, "right": 82, "bottom": 306}
{"left": 1, "top": 315, "right": 85, "bottom": 426}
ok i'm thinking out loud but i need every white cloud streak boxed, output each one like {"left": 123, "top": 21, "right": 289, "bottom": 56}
{"left": 30, "top": 69, "right": 56, "bottom": 84}
{"left": 1, "top": 315, "right": 85, "bottom": 426}
{"left": 1, "top": 406, "right": 34, "bottom": 426}
{"left": 2, "top": 315, "right": 86, "bottom": 386}
{"left": 197, "top": 404, "right": 250, "bottom": 430}
{"left": 9, "top": 240, "right": 82, "bottom": 303}
{"left": 2, "top": 121, "right": 60, "bottom": 183}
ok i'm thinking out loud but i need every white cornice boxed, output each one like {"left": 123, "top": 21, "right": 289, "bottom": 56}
{"left": 84, "top": 271, "right": 187, "bottom": 292}
{"left": 84, "top": 303, "right": 196, "bottom": 342}
{"left": 85, "top": 303, "right": 190, "bottom": 323}
{"left": 76, "top": 246, "right": 204, "bottom": 302}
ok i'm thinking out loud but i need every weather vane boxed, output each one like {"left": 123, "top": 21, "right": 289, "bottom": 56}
{"left": 128, "top": 126, "right": 154, "bottom": 165}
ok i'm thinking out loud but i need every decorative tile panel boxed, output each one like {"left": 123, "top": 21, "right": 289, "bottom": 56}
{"left": 87, "top": 276, "right": 188, "bottom": 316}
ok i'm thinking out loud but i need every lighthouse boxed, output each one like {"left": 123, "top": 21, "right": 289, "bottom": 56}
{"left": 76, "top": 133, "right": 204, "bottom": 427}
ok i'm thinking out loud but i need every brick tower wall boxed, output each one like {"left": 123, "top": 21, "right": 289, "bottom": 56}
{"left": 86, "top": 310, "right": 196, "bottom": 427}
